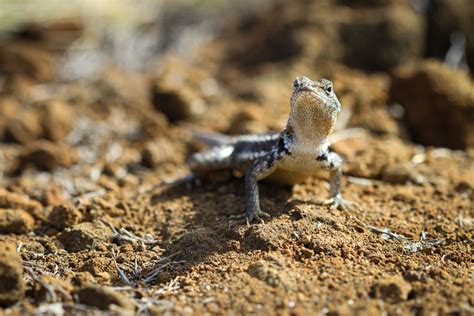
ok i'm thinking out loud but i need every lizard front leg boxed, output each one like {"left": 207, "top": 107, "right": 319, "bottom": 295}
{"left": 229, "top": 153, "right": 279, "bottom": 226}
{"left": 317, "top": 151, "right": 356, "bottom": 210}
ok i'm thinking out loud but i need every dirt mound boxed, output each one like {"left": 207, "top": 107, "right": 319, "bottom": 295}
{"left": 57, "top": 221, "right": 112, "bottom": 252}
{"left": 16, "top": 141, "right": 77, "bottom": 172}
{"left": 0, "top": 209, "right": 34, "bottom": 234}
{"left": 390, "top": 60, "right": 474, "bottom": 149}
{"left": 47, "top": 204, "right": 82, "bottom": 230}
{"left": 219, "top": 0, "right": 424, "bottom": 71}
{"left": 0, "top": 188, "right": 43, "bottom": 219}
{"left": 370, "top": 275, "right": 412, "bottom": 303}
{"left": 76, "top": 285, "right": 135, "bottom": 312}
{"left": 0, "top": 42, "right": 55, "bottom": 82}
{"left": 0, "top": 242, "right": 25, "bottom": 307}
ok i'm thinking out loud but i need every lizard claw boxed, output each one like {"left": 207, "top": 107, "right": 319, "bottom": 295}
{"left": 229, "top": 210, "right": 271, "bottom": 227}
{"left": 323, "top": 194, "right": 358, "bottom": 211}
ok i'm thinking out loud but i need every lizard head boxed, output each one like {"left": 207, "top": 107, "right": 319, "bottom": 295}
{"left": 291, "top": 76, "right": 341, "bottom": 113}
{"left": 289, "top": 76, "right": 341, "bottom": 138}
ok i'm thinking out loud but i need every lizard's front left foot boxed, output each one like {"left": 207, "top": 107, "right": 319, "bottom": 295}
{"left": 323, "top": 194, "right": 358, "bottom": 211}
{"left": 228, "top": 209, "right": 271, "bottom": 227}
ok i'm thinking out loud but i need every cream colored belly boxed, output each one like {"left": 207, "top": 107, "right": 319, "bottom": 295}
{"left": 266, "top": 153, "right": 321, "bottom": 185}
{"left": 266, "top": 168, "right": 309, "bottom": 185}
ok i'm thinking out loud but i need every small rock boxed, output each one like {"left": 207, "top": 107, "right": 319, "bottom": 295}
{"left": 455, "top": 181, "right": 472, "bottom": 194}
{"left": 1, "top": 99, "right": 74, "bottom": 144}
{"left": 371, "top": 275, "right": 412, "bottom": 303}
{"left": 151, "top": 80, "right": 204, "bottom": 122}
{"left": 36, "top": 100, "right": 75, "bottom": 142}
{"left": 0, "top": 242, "right": 25, "bottom": 307}
{"left": 141, "top": 139, "right": 175, "bottom": 168}
{"left": 0, "top": 42, "right": 54, "bottom": 82}
{"left": 57, "top": 221, "right": 112, "bottom": 252}
{"left": 340, "top": 4, "right": 424, "bottom": 71}
{"left": 247, "top": 258, "right": 296, "bottom": 291}
{"left": 102, "top": 163, "right": 126, "bottom": 178}
{"left": 98, "top": 66, "right": 150, "bottom": 107}
{"left": 226, "top": 106, "right": 268, "bottom": 135}
{"left": 434, "top": 223, "right": 456, "bottom": 234}
{"left": 81, "top": 257, "right": 117, "bottom": 279}
{"left": 34, "top": 275, "right": 74, "bottom": 303}
{"left": 17, "top": 141, "right": 77, "bottom": 171}
{"left": 150, "top": 55, "right": 212, "bottom": 122}
{"left": 168, "top": 228, "right": 221, "bottom": 263}
{"left": 381, "top": 164, "right": 424, "bottom": 184}
{"left": 206, "top": 302, "right": 220, "bottom": 314}
{"left": 47, "top": 204, "right": 82, "bottom": 230}
{"left": 76, "top": 285, "right": 135, "bottom": 311}
{"left": 0, "top": 188, "right": 43, "bottom": 219}
{"left": 404, "top": 270, "right": 424, "bottom": 282}
{"left": 3, "top": 108, "right": 43, "bottom": 144}
{"left": 42, "top": 187, "right": 66, "bottom": 207}
{"left": 97, "top": 175, "right": 121, "bottom": 193}
{"left": 0, "top": 209, "right": 35, "bottom": 234}
{"left": 247, "top": 261, "right": 281, "bottom": 288}
{"left": 19, "top": 241, "right": 45, "bottom": 256}
{"left": 0, "top": 97, "right": 21, "bottom": 141}
{"left": 244, "top": 224, "right": 285, "bottom": 251}
{"left": 331, "top": 136, "right": 369, "bottom": 159}
{"left": 390, "top": 60, "right": 474, "bottom": 149}
{"left": 72, "top": 272, "right": 96, "bottom": 287}
{"left": 393, "top": 190, "right": 417, "bottom": 204}
{"left": 344, "top": 136, "right": 415, "bottom": 179}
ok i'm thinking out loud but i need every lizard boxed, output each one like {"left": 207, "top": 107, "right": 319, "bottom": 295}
{"left": 187, "top": 76, "right": 356, "bottom": 226}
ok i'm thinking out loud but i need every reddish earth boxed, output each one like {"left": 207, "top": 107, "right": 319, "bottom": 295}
{"left": 0, "top": 1, "right": 473, "bottom": 315}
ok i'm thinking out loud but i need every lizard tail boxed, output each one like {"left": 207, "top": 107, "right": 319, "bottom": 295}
{"left": 185, "top": 125, "right": 231, "bottom": 147}
{"left": 187, "top": 144, "right": 234, "bottom": 172}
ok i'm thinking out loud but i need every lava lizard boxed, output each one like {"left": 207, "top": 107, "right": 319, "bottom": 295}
{"left": 187, "top": 76, "right": 355, "bottom": 225}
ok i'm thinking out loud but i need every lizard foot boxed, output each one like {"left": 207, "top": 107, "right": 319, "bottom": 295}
{"left": 323, "top": 194, "right": 358, "bottom": 211}
{"left": 229, "top": 209, "right": 271, "bottom": 227}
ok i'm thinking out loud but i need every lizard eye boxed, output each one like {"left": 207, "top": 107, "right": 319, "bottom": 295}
{"left": 293, "top": 79, "right": 299, "bottom": 90}
{"left": 325, "top": 85, "right": 333, "bottom": 94}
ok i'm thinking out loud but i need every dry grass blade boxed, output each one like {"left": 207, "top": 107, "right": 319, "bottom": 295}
{"left": 134, "top": 297, "right": 174, "bottom": 315}
{"left": 102, "top": 220, "right": 161, "bottom": 249}
{"left": 368, "top": 226, "right": 409, "bottom": 242}
{"left": 72, "top": 189, "right": 107, "bottom": 205}
{"left": 24, "top": 266, "right": 58, "bottom": 303}
{"left": 369, "top": 226, "right": 443, "bottom": 253}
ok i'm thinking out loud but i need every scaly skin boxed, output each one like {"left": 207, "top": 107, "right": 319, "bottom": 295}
{"left": 187, "top": 76, "right": 355, "bottom": 225}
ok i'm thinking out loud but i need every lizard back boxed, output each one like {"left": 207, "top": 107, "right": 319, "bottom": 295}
{"left": 187, "top": 132, "right": 280, "bottom": 174}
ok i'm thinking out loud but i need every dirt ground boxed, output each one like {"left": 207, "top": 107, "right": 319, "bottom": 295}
{"left": 0, "top": 0, "right": 473, "bottom": 315}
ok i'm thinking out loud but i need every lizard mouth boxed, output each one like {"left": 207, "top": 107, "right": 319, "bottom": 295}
{"left": 294, "top": 90, "right": 324, "bottom": 108}
{"left": 294, "top": 89, "right": 339, "bottom": 112}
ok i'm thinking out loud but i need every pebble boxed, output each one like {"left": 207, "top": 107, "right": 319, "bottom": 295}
{"left": 76, "top": 285, "right": 135, "bottom": 311}
{"left": 0, "top": 242, "right": 25, "bottom": 307}
{"left": 0, "top": 209, "right": 35, "bottom": 234}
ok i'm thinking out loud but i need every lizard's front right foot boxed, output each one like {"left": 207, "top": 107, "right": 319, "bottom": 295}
{"left": 229, "top": 209, "right": 271, "bottom": 227}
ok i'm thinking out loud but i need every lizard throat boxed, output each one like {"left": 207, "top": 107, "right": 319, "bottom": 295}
{"left": 287, "top": 104, "right": 337, "bottom": 142}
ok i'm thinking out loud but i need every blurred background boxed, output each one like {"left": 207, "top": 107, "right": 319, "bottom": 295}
{"left": 0, "top": 0, "right": 472, "bottom": 187}
{"left": 0, "top": 2, "right": 473, "bottom": 314}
